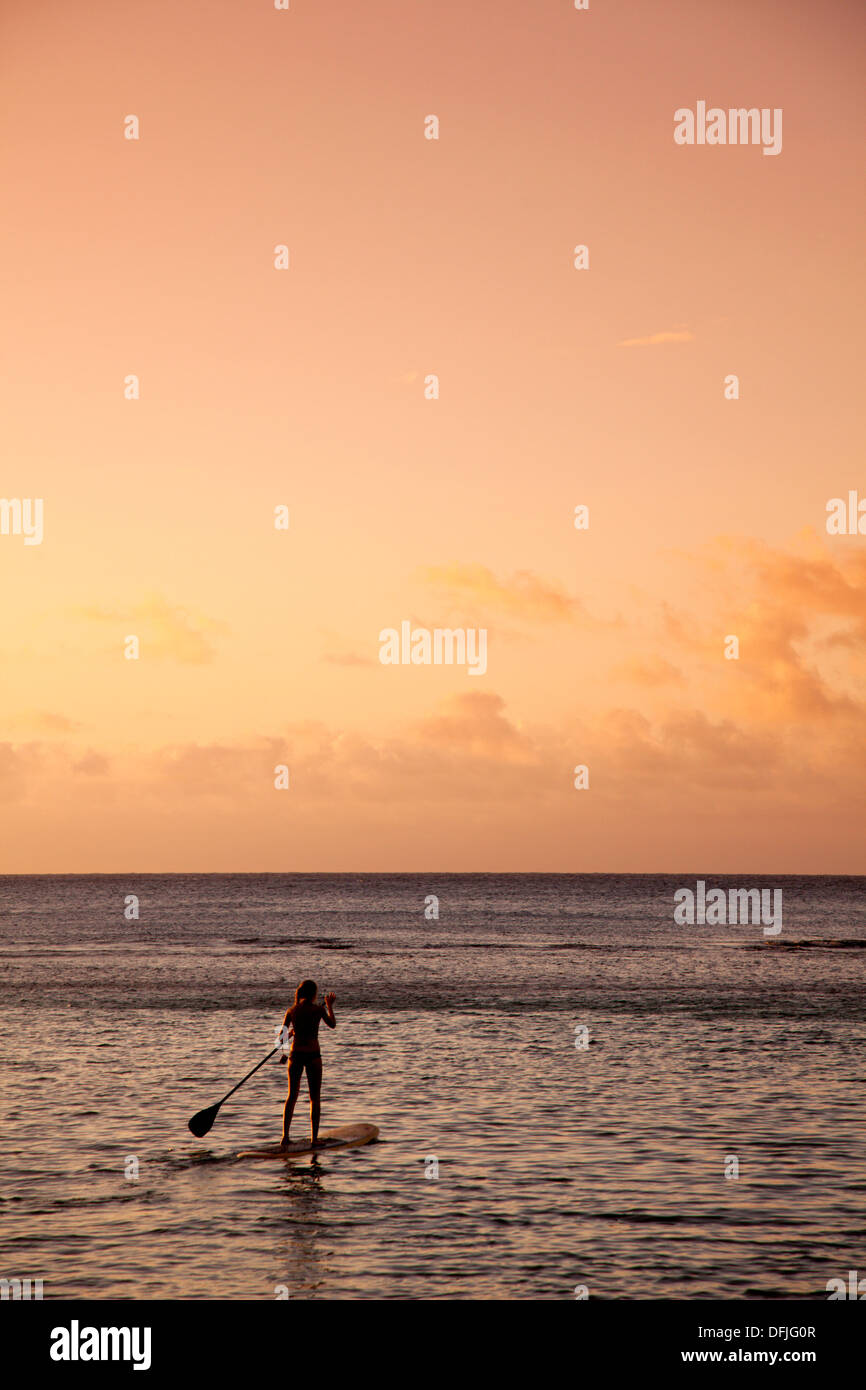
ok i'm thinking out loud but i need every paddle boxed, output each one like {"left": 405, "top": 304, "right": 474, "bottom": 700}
{"left": 188, "top": 1045, "right": 282, "bottom": 1137}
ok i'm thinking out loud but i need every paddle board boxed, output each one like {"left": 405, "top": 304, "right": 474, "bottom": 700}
{"left": 237, "top": 1123, "right": 379, "bottom": 1159}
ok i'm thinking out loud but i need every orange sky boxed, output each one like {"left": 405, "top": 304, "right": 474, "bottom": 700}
{"left": 0, "top": 0, "right": 864, "bottom": 871}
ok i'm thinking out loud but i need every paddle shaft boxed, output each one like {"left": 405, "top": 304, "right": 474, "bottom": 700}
{"left": 216, "top": 1046, "right": 281, "bottom": 1107}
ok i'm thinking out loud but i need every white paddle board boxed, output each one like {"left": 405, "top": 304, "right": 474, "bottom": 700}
{"left": 237, "top": 1123, "right": 379, "bottom": 1159}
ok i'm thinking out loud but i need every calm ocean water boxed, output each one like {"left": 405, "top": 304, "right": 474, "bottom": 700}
{"left": 0, "top": 873, "right": 863, "bottom": 1300}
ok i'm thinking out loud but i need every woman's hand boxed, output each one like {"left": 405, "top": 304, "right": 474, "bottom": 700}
{"left": 324, "top": 992, "right": 336, "bottom": 1009}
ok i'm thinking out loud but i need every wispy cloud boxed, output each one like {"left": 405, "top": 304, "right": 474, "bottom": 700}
{"left": 8, "top": 711, "right": 82, "bottom": 733}
{"left": 618, "top": 327, "right": 695, "bottom": 347}
{"left": 76, "top": 594, "right": 228, "bottom": 664}
{"left": 419, "top": 563, "right": 583, "bottom": 625}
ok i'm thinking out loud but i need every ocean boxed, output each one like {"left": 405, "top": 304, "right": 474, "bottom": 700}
{"left": 0, "top": 873, "right": 863, "bottom": 1300}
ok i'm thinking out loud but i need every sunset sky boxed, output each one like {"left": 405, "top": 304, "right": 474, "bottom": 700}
{"left": 1, "top": 0, "right": 863, "bottom": 871}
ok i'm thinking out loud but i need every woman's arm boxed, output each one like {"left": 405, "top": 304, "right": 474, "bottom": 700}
{"left": 322, "top": 993, "right": 337, "bottom": 1028}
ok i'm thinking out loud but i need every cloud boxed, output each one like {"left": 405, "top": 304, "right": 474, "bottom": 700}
{"left": 618, "top": 328, "right": 695, "bottom": 347}
{"left": 611, "top": 656, "right": 686, "bottom": 687}
{"left": 5, "top": 684, "right": 860, "bottom": 814}
{"left": 598, "top": 707, "right": 783, "bottom": 790}
{"left": 8, "top": 711, "right": 82, "bottom": 732}
{"left": 73, "top": 751, "right": 111, "bottom": 775}
{"left": 139, "top": 695, "right": 549, "bottom": 805}
{"left": 2, "top": 672, "right": 864, "bottom": 877}
{"left": 419, "top": 563, "right": 583, "bottom": 625}
{"left": 3, "top": 534, "right": 864, "bottom": 868}
{"left": 661, "top": 535, "right": 866, "bottom": 727}
{"left": 155, "top": 739, "right": 285, "bottom": 796}
{"left": 724, "top": 535, "right": 866, "bottom": 639}
{"left": 0, "top": 742, "right": 45, "bottom": 802}
{"left": 415, "top": 691, "right": 535, "bottom": 762}
{"left": 76, "top": 593, "right": 228, "bottom": 664}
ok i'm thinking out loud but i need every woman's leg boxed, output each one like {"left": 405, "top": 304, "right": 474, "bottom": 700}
{"left": 306, "top": 1057, "right": 323, "bottom": 1144}
{"left": 282, "top": 1059, "right": 303, "bottom": 1146}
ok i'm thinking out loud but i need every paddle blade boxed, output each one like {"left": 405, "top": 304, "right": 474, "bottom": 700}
{"left": 188, "top": 1103, "right": 221, "bottom": 1138}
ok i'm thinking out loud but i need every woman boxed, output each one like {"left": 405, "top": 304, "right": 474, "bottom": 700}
{"left": 279, "top": 979, "right": 336, "bottom": 1148}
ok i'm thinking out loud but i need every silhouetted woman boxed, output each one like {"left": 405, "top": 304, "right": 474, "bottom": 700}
{"left": 279, "top": 979, "right": 336, "bottom": 1148}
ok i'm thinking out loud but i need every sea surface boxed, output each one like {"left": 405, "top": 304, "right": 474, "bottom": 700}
{"left": 0, "top": 873, "right": 863, "bottom": 1301}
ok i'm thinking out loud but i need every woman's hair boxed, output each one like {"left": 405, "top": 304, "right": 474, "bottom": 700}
{"left": 294, "top": 978, "right": 318, "bottom": 1006}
